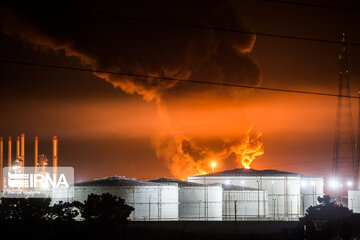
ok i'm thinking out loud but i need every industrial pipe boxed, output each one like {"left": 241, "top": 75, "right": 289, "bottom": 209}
{"left": 21, "top": 133, "right": 25, "bottom": 166}
{"left": 8, "top": 137, "right": 11, "bottom": 170}
{"left": 53, "top": 136, "right": 58, "bottom": 176}
{"left": 16, "top": 136, "right": 20, "bottom": 160}
{"left": 34, "top": 136, "right": 38, "bottom": 170}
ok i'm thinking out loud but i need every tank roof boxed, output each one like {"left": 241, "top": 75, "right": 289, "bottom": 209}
{"left": 222, "top": 184, "right": 260, "bottom": 191}
{"left": 149, "top": 178, "right": 221, "bottom": 187}
{"left": 191, "top": 168, "right": 301, "bottom": 177}
{"left": 75, "top": 176, "right": 177, "bottom": 187}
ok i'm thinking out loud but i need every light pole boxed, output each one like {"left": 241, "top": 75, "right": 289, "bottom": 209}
{"left": 272, "top": 198, "right": 276, "bottom": 221}
{"left": 148, "top": 195, "right": 151, "bottom": 221}
{"left": 257, "top": 179, "right": 260, "bottom": 220}
{"left": 302, "top": 195, "right": 304, "bottom": 217}
{"left": 198, "top": 200, "right": 201, "bottom": 220}
{"left": 311, "top": 181, "right": 315, "bottom": 206}
{"left": 234, "top": 200, "right": 237, "bottom": 222}
{"left": 241, "top": 180, "right": 245, "bottom": 221}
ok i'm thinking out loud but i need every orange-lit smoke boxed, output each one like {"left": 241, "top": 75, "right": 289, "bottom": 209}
{"left": 227, "top": 128, "right": 264, "bottom": 169}
{"left": 153, "top": 126, "right": 263, "bottom": 180}
{"left": 1, "top": 1, "right": 264, "bottom": 179}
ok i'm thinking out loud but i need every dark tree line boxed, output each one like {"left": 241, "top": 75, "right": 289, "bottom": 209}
{"left": 0, "top": 193, "right": 134, "bottom": 223}
{"left": 300, "top": 195, "right": 360, "bottom": 240}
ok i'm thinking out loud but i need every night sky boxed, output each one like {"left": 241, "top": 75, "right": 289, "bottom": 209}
{"left": 1, "top": 0, "right": 360, "bottom": 182}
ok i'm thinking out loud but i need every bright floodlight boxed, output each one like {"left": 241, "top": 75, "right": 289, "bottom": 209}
{"left": 211, "top": 161, "right": 216, "bottom": 173}
{"left": 225, "top": 180, "right": 230, "bottom": 185}
{"left": 347, "top": 181, "right": 353, "bottom": 187}
{"left": 329, "top": 180, "right": 339, "bottom": 189}
{"left": 301, "top": 181, "right": 307, "bottom": 188}
{"left": 241, "top": 180, "right": 245, "bottom": 184}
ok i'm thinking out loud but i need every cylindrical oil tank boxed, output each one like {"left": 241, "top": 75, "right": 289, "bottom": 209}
{"left": 222, "top": 184, "right": 268, "bottom": 220}
{"left": 300, "top": 176, "right": 324, "bottom": 215}
{"left": 188, "top": 168, "right": 308, "bottom": 220}
{"left": 149, "top": 178, "right": 222, "bottom": 221}
{"left": 348, "top": 190, "right": 360, "bottom": 213}
{"left": 73, "top": 177, "right": 179, "bottom": 221}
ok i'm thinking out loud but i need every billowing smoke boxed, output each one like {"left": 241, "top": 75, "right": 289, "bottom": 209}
{"left": 1, "top": 0, "right": 264, "bottom": 178}
{"left": 153, "top": 127, "right": 263, "bottom": 179}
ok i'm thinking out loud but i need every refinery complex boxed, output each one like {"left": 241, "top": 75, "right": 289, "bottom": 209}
{"left": 2, "top": 133, "right": 360, "bottom": 222}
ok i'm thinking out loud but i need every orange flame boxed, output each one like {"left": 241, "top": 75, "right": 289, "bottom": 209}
{"left": 153, "top": 127, "right": 264, "bottom": 179}
{"left": 229, "top": 128, "right": 264, "bottom": 169}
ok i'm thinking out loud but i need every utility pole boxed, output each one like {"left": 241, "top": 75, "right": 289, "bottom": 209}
{"left": 148, "top": 195, "right": 151, "bottom": 221}
{"left": 257, "top": 179, "right": 260, "bottom": 220}
{"left": 234, "top": 200, "right": 237, "bottom": 222}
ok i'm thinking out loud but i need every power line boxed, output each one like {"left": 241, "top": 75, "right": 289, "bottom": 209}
{"left": 263, "top": 0, "right": 360, "bottom": 11}
{"left": 74, "top": 12, "right": 360, "bottom": 47}
{"left": 3, "top": 59, "right": 360, "bottom": 99}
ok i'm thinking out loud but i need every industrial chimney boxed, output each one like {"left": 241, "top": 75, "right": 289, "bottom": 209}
{"left": 53, "top": 136, "right": 58, "bottom": 176}
{"left": 8, "top": 137, "right": 11, "bottom": 171}
{"left": 16, "top": 136, "right": 20, "bottom": 160}
{"left": 21, "top": 133, "right": 25, "bottom": 166}
{"left": 34, "top": 136, "right": 38, "bottom": 170}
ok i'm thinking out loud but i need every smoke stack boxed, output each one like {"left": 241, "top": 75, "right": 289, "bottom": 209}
{"left": 8, "top": 137, "right": 12, "bottom": 170}
{"left": 53, "top": 136, "right": 58, "bottom": 176}
{"left": 0, "top": 137, "right": 3, "bottom": 190}
{"left": 34, "top": 136, "right": 38, "bottom": 170}
{"left": 21, "top": 133, "right": 25, "bottom": 165}
{"left": 16, "top": 136, "right": 20, "bottom": 159}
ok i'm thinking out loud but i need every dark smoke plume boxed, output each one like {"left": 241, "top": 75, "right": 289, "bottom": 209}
{"left": 1, "top": 0, "right": 263, "bottom": 179}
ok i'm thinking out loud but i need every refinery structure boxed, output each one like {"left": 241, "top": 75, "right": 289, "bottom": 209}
{"left": 3, "top": 133, "right": 360, "bottom": 221}
{"left": 0, "top": 134, "right": 58, "bottom": 192}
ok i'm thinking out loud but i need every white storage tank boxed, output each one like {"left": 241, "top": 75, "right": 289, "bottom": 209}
{"left": 348, "top": 190, "right": 360, "bottom": 213}
{"left": 74, "top": 176, "right": 179, "bottom": 221}
{"left": 188, "top": 168, "right": 305, "bottom": 220}
{"left": 150, "top": 178, "right": 222, "bottom": 221}
{"left": 222, "top": 184, "right": 268, "bottom": 220}
{"left": 299, "top": 176, "right": 324, "bottom": 215}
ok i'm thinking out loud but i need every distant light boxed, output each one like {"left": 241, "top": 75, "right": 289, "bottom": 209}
{"left": 347, "top": 181, "right": 353, "bottom": 187}
{"left": 211, "top": 161, "right": 217, "bottom": 173}
{"left": 225, "top": 180, "right": 230, "bottom": 185}
{"left": 301, "top": 181, "right": 307, "bottom": 187}
{"left": 241, "top": 180, "right": 245, "bottom": 184}
{"left": 311, "top": 181, "right": 315, "bottom": 186}
{"left": 329, "top": 180, "right": 339, "bottom": 189}
{"left": 271, "top": 181, "right": 274, "bottom": 184}
{"left": 340, "top": 184, "right": 343, "bottom": 188}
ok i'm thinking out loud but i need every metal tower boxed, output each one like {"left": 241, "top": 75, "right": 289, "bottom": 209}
{"left": 332, "top": 33, "right": 358, "bottom": 188}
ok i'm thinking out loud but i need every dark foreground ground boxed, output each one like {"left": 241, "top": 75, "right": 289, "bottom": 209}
{"left": 0, "top": 220, "right": 302, "bottom": 240}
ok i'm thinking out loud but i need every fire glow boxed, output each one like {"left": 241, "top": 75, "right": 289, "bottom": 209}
{"left": 154, "top": 127, "right": 264, "bottom": 179}
{"left": 2, "top": 1, "right": 264, "bottom": 180}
